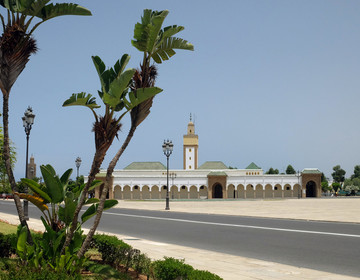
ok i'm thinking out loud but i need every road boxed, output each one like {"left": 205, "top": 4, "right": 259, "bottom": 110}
{"left": 1, "top": 200, "right": 359, "bottom": 277}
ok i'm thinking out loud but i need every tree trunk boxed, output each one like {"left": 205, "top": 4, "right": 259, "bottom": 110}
{"left": 77, "top": 125, "right": 137, "bottom": 258}
{"left": 62, "top": 147, "right": 107, "bottom": 252}
{"left": 2, "top": 93, "right": 32, "bottom": 243}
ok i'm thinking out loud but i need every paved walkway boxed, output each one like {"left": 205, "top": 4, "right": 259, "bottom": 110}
{"left": 1, "top": 197, "right": 359, "bottom": 279}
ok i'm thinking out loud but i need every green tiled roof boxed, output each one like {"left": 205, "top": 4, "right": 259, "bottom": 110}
{"left": 124, "top": 162, "right": 166, "bottom": 170}
{"left": 246, "top": 162, "right": 261, "bottom": 169}
{"left": 302, "top": 168, "right": 322, "bottom": 174}
{"left": 198, "top": 161, "right": 228, "bottom": 170}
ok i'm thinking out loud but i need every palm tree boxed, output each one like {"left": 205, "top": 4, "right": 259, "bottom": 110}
{"left": 62, "top": 54, "right": 162, "bottom": 256}
{"left": 76, "top": 9, "right": 194, "bottom": 258}
{"left": 0, "top": 0, "right": 91, "bottom": 236}
{"left": 102, "top": 8, "right": 194, "bottom": 204}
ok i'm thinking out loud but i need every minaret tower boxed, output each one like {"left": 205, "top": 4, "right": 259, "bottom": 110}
{"left": 183, "top": 114, "right": 198, "bottom": 170}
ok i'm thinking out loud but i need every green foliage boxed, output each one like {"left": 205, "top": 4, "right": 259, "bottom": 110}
{"left": 132, "top": 9, "right": 194, "bottom": 64}
{"left": 266, "top": 167, "right": 279, "bottom": 174}
{"left": 332, "top": 182, "right": 341, "bottom": 192}
{"left": 351, "top": 165, "right": 360, "bottom": 180}
{"left": 189, "top": 269, "right": 223, "bottom": 280}
{"left": 151, "top": 257, "right": 193, "bottom": 280}
{"left": 0, "top": 232, "right": 16, "bottom": 257}
{"left": 0, "top": 126, "right": 16, "bottom": 193}
{"left": 285, "top": 165, "right": 296, "bottom": 175}
{"left": 85, "top": 261, "right": 131, "bottom": 280}
{"left": 331, "top": 165, "right": 346, "bottom": 183}
{"left": 321, "top": 181, "right": 331, "bottom": 192}
{"left": 0, "top": 259, "right": 75, "bottom": 280}
{"left": 90, "top": 234, "right": 131, "bottom": 267}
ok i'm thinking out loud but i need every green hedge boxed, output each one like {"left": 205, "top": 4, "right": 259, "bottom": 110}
{"left": 151, "top": 257, "right": 223, "bottom": 280}
{"left": 0, "top": 233, "right": 16, "bottom": 258}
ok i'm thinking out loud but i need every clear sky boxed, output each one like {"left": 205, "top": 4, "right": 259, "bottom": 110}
{"left": 3, "top": 0, "right": 360, "bottom": 181}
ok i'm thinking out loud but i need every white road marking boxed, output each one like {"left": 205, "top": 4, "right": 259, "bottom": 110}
{"left": 104, "top": 212, "right": 360, "bottom": 238}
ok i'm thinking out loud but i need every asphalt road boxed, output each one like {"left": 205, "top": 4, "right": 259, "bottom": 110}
{"left": 1, "top": 200, "right": 359, "bottom": 277}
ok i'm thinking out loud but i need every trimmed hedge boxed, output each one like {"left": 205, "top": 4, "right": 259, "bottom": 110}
{"left": 151, "top": 257, "right": 223, "bottom": 280}
{"left": 0, "top": 233, "right": 16, "bottom": 258}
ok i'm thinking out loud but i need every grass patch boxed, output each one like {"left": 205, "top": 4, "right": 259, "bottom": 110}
{"left": 0, "top": 220, "right": 18, "bottom": 235}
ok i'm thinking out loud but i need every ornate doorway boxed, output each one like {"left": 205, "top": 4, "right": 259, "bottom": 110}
{"left": 213, "top": 184, "right": 223, "bottom": 198}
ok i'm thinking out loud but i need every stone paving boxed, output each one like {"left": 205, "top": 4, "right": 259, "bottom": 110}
{"left": 1, "top": 197, "right": 359, "bottom": 279}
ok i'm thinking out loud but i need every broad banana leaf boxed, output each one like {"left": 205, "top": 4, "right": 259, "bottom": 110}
{"left": 81, "top": 199, "right": 118, "bottom": 223}
{"left": 15, "top": 192, "right": 49, "bottom": 211}
{"left": 20, "top": 178, "right": 51, "bottom": 202}
{"left": 123, "top": 87, "right": 163, "bottom": 110}
{"left": 41, "top": 165, "right": 64, "bottom": 204}
{"left": 16, "top": 226, "right": 28, "bottom": 257}
{"left": 152, "top": 37, "right": 194, "bottom": 64}
{"left": 63, "top": 92, "right": 100, "bottom": 109}
{"left": 60, "top": 168, "right": 72, "bottom": 187}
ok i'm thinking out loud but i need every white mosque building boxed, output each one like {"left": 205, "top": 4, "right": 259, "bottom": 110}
{"left": 95, "top": 120, "right": 322, "bottom": 200}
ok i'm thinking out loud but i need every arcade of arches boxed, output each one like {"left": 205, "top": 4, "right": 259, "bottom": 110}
{"left": 95, "top": 171, "right": 322, "bottom": 200}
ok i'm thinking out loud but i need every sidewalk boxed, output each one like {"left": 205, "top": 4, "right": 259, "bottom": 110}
{"left": 1, "top": 198, "right": 359, "bottom": 279}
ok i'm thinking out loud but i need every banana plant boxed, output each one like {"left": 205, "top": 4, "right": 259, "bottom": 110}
{"left": 0, "top": 0, "right": 91, "bottom": 239}
{"left": 61, "top": 54, "right": 162, "bottom": 253}
{"left": 18, "top": 164, "right": 116, "bottom": 231}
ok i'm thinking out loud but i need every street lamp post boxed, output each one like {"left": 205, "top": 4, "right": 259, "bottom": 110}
{"left": 22, "top": 106, "right": 35, "bottom": 220}
{"left": 75, "top": 157, "right": 82, "bottom": 180}
{"left": 296, "top": 170, "right": 301, "bottom": 199}
{"left": 162, "top": 140, "right": 173, "bottom": 210}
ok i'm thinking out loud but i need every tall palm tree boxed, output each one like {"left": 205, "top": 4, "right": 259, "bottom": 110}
{"left": 0, "top": 0, "right": 91, "bottom": 235}
{"left": 103, "top": 8, "right": 194, "bottom": 204}
{"left": 62, "top": 54, "right": 162, "bottom": 256}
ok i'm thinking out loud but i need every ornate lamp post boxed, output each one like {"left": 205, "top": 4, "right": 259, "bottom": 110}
{"left": 22, "top": 106, "right": 35, "bottom": 220}
{"left": 75, "top": 157, "right": 82, "bottom": 180}
{"left": 296, "top": 170, "right": 301, "bottom": 199}
{"left": 162, "top": 140, "right": 173, "bottom": 210}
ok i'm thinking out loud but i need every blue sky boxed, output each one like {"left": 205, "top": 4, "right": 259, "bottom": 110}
{"left": 3, "top": 0, "right": 360, "bottom": 181}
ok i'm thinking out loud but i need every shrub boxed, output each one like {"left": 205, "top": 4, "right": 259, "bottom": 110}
{"left": 0, "top": 233, "right": 16, "bottom": 257}
{"left": 151, "top": 257, "right": 193, "bottom": 280}
{"left": 90, "top": 234, "right": 131, "bottom": 267}
{"left": 0, "top": 260, "right": 75, "bottom": 280}
{"left": 189, "top": 269, "right": 223, "bottom": 280}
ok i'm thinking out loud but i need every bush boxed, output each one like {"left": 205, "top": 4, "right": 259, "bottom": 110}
{"left": 189, "top": 269, "right": 223, "bottom": 280}
{"left": 151, "top": 257, "right": 193, "bottom": 280}
{"left": 0, "top": 260, "right": 75, "bottom": 280}
{"left": 90, "top": 234, "right": 131, "bottom": 267}
{"left": 0, "top": 233, "right": 16, "bottom": 258}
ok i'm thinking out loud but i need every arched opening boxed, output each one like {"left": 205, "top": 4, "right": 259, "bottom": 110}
{"left": 151, "top": 186, "right": 160, "bottom": 199}
{"left": 113, "top": 185, "right": 122, "bottom": 199}
{"left": 213, "top": 184, "right": 223, "bottom": 198}
{"left": 227, "top": 184, "right": 235, "bottom": 198}
{"left": 237, "top": 184, "right": 245, "bottom": 198}
{"left": 189, "top": 186, "right": 198, "bottom": 199}
{"left": 284, "top": 184, "right": 292, "bottom": 198}
{"left": 265, "top": 184, "right": 273, "bottom": 198}
{"left": 306, "top": 181, "right": 317, "bottom": 197}
{"left": 255, "top": 184, "right": 263, "bottom": 199}
{"left": 133, "top": 185, "right": 140, "bottom": 199}
{"left": 142, "top": 185, "right": 150, "bottom": 199}
{"left": 180, "top": 186, "right": 188, "bottom": 199}
{"left": 199, "top": 185, "right": 208, "bottom": 198}
{"left": 171, "top": 185, "right": 179, "bottom": 199}
{"left": 246, "top": 184, "right": 255, "bottom": 199}
{"left": 161, "top": 185, "right": 167, "bottom": 199}
{"left": 274, "top": 184, "right": 282, "bottom": 198}
{"left": 123, "top": 185, "right": 131, "bottom": 199}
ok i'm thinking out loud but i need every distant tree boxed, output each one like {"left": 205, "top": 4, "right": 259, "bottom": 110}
{"left": 285, "top": 165, "right": 296, "bottom": 174}
{"left": 321, "top": 181, "right": 331, "bottom": 192}
{"left": 332, "top": 182, "right": 341, "bottom": 192}
{"left": 0, "top": 126, "right": 16, "bottom": 193}
{"left": 331, "top": 165, "right": 346, "bottom": 184}
{"left": 266, "top": 168, "right": 279, "bottom": 174}
{"left": 351, "top": 165, "right": 360, "bottom": 180}
{"left": 228, "top": 166, "right": 237, "bottom": 169}
{"left": 321, "top": 172, "right": 328, "bottom": 183}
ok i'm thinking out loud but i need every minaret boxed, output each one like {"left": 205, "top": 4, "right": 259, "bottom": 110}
{"left": 27, "top": 155, "right": 36, "bottom": 179}
{"left": 183, "top": 114, "right": 198, "bottom": 170}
